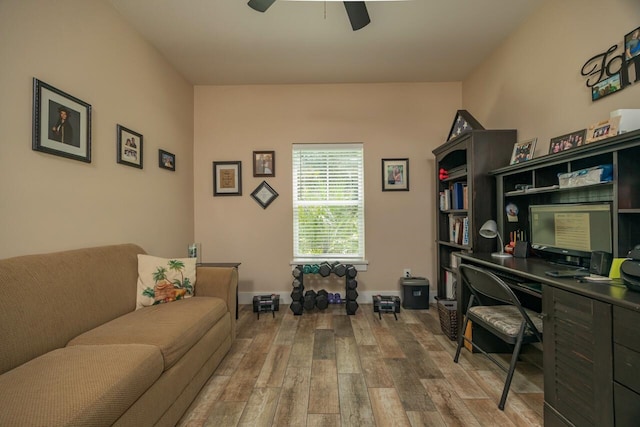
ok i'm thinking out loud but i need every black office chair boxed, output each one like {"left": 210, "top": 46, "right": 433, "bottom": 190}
{"left": 453, "top": 264, "right": 543, "bottom": 410}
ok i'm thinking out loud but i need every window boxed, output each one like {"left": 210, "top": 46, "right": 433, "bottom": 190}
{"left": 292, "top": 143, "right": 365, "bottom": 262}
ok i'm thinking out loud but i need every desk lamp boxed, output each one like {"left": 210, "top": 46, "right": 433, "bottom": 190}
{"left": 479, "top": 220, "right": 512, "bottom": 258}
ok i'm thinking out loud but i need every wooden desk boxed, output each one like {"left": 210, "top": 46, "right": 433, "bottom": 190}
{"left": 198, "top": 262, "right": 241, "bottom": 319}
{"left": 457, "top": 253, "right": 640, "bottom": 427}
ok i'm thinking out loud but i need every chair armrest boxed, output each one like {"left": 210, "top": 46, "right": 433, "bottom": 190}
{"left": 195, "top": 266, "right": 237, "bottom": 340}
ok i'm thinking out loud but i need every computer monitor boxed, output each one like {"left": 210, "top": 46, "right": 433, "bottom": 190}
{"left": 529, "top": 203, "right": 612, "bottom": 262}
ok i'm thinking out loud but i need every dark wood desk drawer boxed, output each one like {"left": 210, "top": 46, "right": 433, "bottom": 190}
{"left": 614, "top": 343, "right": 640, "bottom": 394}
{"left": 613, "top": 306, "right": 640, "bottom": 353}
{"left": 614, "top": 382, "right": 640, "bottom": 427}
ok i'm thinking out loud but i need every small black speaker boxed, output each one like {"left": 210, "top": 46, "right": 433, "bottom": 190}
{"left": 590, "top": 251, "right": 612, "bottom": 276}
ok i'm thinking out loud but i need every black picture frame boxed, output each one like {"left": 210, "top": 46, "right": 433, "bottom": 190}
{"left": 447, "top": 110, "right": 484, "bottom": 141}
{"left": 382, "top": 158, "right": 410, "bottom": 191}
{"left": 32, "top": 78, "right": 92, "bottom": 163}
{"left": 251, "top": 181, "right": 279, "bottom": 209}
{"left": 116, "top": 125, "right": 144, "bottom": 169}
{"left": 213, "top": 161, "right": 242, "bottom": 196}
{"left": 253, "top": 150, "right": 275, "bottom": 177}
{"left": 159, "top": 149, "right": 176, "bottom": 171}
{"left": 549, "top": 129, "right": 587, "bottom": 154}
{"left": 591, "top": 73, "right": 622, "bottom": 101}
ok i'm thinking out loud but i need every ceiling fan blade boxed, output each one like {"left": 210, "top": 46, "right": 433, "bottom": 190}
{"left": 343, "top": 2, "right": 370, "bottom": 31}
{"left": 248, "top": 0, "right": 276, "bottom": 12}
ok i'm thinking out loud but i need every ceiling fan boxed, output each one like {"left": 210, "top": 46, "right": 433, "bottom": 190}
{"left": 247, "top": 0, "right": 371, "bottom": 31}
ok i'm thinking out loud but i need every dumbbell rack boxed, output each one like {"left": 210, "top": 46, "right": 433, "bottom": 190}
{"left": 290, "top": 263, "right": 359, "bottom": 315}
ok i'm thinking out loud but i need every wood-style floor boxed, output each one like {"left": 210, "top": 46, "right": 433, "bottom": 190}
{"left": 177, "top": 303, "right": 543, "bottom": 426}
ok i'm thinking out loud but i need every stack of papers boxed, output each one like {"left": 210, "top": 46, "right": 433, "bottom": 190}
{"left": 583, "top": 274, "right": 611, "bottom": 282}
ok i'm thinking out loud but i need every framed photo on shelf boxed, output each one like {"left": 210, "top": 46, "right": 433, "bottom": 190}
{"left": 158, "top": 149, "right": 175, "bottom": 171}
{"left": 510, "top": 138, "right": 537, "bottom": 165}
{"left": 585, "top": 116, "right": 620, "bottom": 144}
{"left": 32, "top": 78, "right": 92, "bottom": 163}
{"left": 548, "top": 129, "right": 586, "bottom": 154}
{"left": 253, "top": 151, "right": 275, "bottom": 177}
{"left": 382, "top": 158, "right": 409, "bottom": 191}
{"left": 117, "top": 125, "right": 143, "bottom": 169}
{"left": 251, "top": 181, "right": 278, "bottom": 209}
{"left": 213, "top": 161, "right": 242, "bottom": 196}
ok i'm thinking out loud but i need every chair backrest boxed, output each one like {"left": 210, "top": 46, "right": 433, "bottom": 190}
{"left": 459, "top": 264, "right": 520, "bottom": 305}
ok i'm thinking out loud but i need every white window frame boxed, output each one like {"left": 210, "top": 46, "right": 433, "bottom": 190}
{"left": 292, "top": 143, "right": 367, "bottom": 269}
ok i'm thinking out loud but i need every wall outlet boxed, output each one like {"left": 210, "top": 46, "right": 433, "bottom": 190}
{"left": 403, "top": 268, "right": 411, "bottom": 278}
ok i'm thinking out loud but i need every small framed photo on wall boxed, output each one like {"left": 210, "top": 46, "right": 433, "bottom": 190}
{"left": 158, "top": 149, "right": 175, "bottom": 171}
{"left": 116, "top": 125, "right": 143, "bottom": 169}
{"left": 253, "top": 151, "right": 275, "bottom": 177}
{"left": 382, "top": 158, "right": 409, "bottom": 191}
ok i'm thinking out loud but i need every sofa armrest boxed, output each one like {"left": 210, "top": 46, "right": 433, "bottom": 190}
{"left": 195, "top": 266, "right": 237, "bottom": 340}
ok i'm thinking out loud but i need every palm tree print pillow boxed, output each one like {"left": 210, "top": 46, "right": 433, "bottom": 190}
{"left": 136, "top": 255, "right": 196, "bottom": 309}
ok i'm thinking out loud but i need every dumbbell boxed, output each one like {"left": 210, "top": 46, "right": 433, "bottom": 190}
{"left": 346, "top": 265, "right": 357, "bottom": 278}
{"left": 290, "top": 300, "right": 304, "bottom": 315}
{"left": 292, "top": 278, "right": 303, "bottom": 288}
{"left": 346, "top": 279, "right": 357, "bottom": 290}
{"left": 303, "top": 290, "right": 317, "bottom": 311}
{"left": 316, "top": 289, "right": 329, "bottom": 310}
{"left": 318, "top": 262, "right": 332, "bottom": 277}
{"left": 332, "top": 263, "right": 346, "bottom": 277}
{"left": 345, "top": 289, "right": 358, "bottom": 301}
{"left": 291, "top": 284, "right": 304, "bottom": 301}
{"left": 345, "top": 300, "right": 359, "bottom": 315}
{"left": 292, "top": 265, "right": 304, "bottom": 279}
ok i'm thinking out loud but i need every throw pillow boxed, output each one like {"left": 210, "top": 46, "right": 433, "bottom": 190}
{"left": 136, "top": 255, "right": 196, "bottom": 309}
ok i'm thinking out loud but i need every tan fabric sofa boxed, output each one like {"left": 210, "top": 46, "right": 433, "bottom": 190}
{"left": 0, "top": 244, "right": 237, "bottom": 426}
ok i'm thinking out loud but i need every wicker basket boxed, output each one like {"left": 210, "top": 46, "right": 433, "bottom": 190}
{"left": 437, "top": 298, "right": 458, "bottom": 340}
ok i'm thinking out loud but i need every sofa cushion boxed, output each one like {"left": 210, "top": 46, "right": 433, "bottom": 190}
{"left": 68, "top": 297, "right": 228, "bottom": 370}
{"left": 136, "top": 254, "right": 196, "bottom": 309}
{"left": 0, "top": 344, "right": 162, "bottom": 427}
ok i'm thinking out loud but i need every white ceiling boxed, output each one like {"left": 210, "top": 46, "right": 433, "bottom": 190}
{"left": 109, "top": 0, "right": 542, "bottom": 86}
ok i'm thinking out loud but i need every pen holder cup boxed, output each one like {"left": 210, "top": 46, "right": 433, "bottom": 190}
{"left": 514, "top": 241, "right": 529, "bottom": 258}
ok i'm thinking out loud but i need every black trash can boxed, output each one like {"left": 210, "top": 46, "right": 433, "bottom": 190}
{"left": 400, "top": 277, "right": 430, "bottom": 309}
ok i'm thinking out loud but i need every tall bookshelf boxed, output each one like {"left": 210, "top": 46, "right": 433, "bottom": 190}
{"left": 432, "top": 130, "right": 517, "bottom": 299}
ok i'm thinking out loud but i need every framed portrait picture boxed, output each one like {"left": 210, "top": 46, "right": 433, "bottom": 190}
{"left": 548, "top": 129, "right": 587, "bottom": 154}
{"left": 382, "top": 158, "right": 409, "bottom": 191}
{"left": 625, "top": 26, "right": 640, "bottom": 61}
{"left": 213, "top": 161, "right": 242, "bottom": 196}
{"left": 159, "top": 149, "right": 175, "bottom": 171}
{"left": 32, "top": 78, "right": 92, "bottom": 163}
{"left": 117, "top": 125, "right": 143, "bottom": 169}
{"left": 586, "top": 116, "right": 620, "bottom": 144}
{"left": 510, "top": 138, "right": 537, "bottom": 165}
{"left": 251, "top": 181, "right": 279, "bottom": 209}
{"left": 253, "top": 151, "right": 275, "bottom": 177}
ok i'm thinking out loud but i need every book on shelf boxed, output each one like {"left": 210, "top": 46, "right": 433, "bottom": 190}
{"left": 448, "top": 214, "right": 468, "bottom": 245}
{"left": 439, "top": 188, "right": 451, "bottom": 211}
{"left": 452, "top": 182, "right": 465, "bottom": 210}
{"left": 462, "top": 184, "right": 468, "bottom": 209}
{"left": 450, "top": 252, "right": 461, "bottom": 270}
{"left": 445, "top": 270, "right": 456, "bottom": 299}
{"left": 461, "top": 217, "right": 469, "bottom": 245}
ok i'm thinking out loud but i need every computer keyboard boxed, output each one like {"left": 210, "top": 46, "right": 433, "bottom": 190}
{"left": 545, "top": 268, "right": 589, "bottom": 278}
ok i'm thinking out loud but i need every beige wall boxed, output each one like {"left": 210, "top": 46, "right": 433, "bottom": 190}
{"left": 463, "top": 0, "right": 640, "bottom": 156}
{"left": 0, "top": 0, "right": 195, "bottom": 259}
{"left": 194, "top": 83, "right": 461, "bottom": 299}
